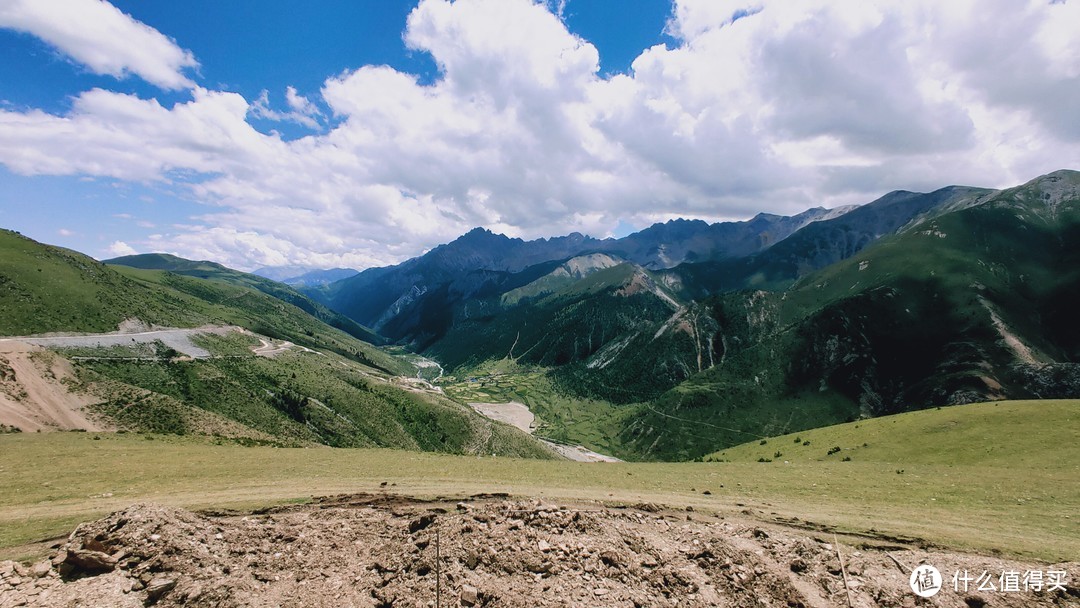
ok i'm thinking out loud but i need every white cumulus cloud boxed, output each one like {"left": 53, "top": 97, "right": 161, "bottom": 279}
{"left": 251, "top": 87, "right": 322, "bottom": 130}
{"left": 0, "top": 0, "right": 1078, "bottom": 271}
{"left": 106, "top": 240, "right": 137, "bottom": 256}
{"left": 0, "top": 0, "right": 198, "bottom": 90}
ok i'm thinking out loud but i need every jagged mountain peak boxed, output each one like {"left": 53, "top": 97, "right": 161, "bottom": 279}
{"left": 458, "top": 226, "right": 506, "bottom": 241}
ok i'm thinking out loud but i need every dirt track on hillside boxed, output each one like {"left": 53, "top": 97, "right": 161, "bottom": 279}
{"left": 0, "top": 325, "right": 244, "bottom": 360}
{"left": 1, "top": 495, "right": 1075, "bottom": 607}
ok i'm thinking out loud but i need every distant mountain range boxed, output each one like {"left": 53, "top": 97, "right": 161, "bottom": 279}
{"left": 301, "top": 182, "right": 989, "bottom": 347}
{"left": 4, "top": 169, "right": 1078, "bottom": 461}
{"left": 306, "top": 205, "right": 857, "bottom": 343}
{"left": 299, "top": 169, "right": 1080, "bottom": 458}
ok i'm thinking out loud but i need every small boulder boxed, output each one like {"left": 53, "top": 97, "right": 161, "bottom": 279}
{"left": 64, "top": 548, "right": 117, "bottom": 573}
{"left": 409, "top": 514, "right": 436, "bottom": 534}
{"left": 144, "top": 575, "right": 177, "bottom": 604}
{"left": 30, "top": 560, "right": 51, "bottom": 578}
{"left": 460, "top": 583, "right": 479, "bottom": 606}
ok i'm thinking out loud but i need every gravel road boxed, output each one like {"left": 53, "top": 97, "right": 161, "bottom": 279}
{"left": 0, "top": 326, "right": 244, "bottom": 359}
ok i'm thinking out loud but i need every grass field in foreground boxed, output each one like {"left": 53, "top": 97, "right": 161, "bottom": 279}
{"left": 1, "top": 400, "right": 1076, "bottom": 563}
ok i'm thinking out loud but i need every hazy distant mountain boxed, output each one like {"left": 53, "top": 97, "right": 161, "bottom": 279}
{"left": 601, "top": 206, "right": 854, "bottom": 269}
{"left": 668, "top": 185, "right": 993, "bottom": 296}
{"left": 252, "top": 266, "right": 359, "bottom": 287}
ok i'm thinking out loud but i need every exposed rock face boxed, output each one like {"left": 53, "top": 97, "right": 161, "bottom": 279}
{"left": 1011, "top": 363, "right": 1080, "bottom": 399}
{"left": 0, "top": 496, "right": 1075, "bottom": 607}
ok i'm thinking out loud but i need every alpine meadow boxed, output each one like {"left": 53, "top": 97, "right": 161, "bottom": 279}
{"left": 1, "top": 1, "right": 1078, "bottom": 606}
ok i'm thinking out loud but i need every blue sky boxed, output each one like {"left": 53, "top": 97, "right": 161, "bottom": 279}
{"left": 1, "top": 0, "right": 1078, "bottom": 271}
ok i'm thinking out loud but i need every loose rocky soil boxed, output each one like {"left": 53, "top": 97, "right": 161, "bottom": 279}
{"left": 1, "top": 495, "right": 1075, "bottom": 607}
{"left": 0, "top": 347, "right": 104, "bottom": 432}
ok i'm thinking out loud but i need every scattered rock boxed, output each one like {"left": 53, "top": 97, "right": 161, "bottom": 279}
{"left": 409, "top": 514, "right": 437, "bottom": 534}
{"left": 29, "top": 561, "right": 50, "bottom": 579}
{"left": 460, "top": 583, "right": 479, "bottom": 606}
{"left": 0, "top": 498, "right": 1069, "bottom": 608}
{"left": 144, "top": 575, "right": 177, "bottom": 604}
{"left": 63, "top": 548, "right": 116, "bottom": 573}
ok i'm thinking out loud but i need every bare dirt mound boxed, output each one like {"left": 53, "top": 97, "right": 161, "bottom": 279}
{"left": 0, "top": 496, "right": 1075, "bottom": 607}
{"left": 0, "top": 346, "right": 106, "bottom": 432}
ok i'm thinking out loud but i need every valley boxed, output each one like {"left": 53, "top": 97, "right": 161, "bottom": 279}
{"left": 6, "top": 171, "right": 1080, "bottom": 462}
{"left": 296, "top": 170, "right": 1080, "bottom": 461}
{"left": 3, "top": 2, "right": 1078, "bottom": 604}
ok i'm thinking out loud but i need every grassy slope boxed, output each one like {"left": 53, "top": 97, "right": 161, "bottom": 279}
{"left": 710, "top": 399, "right": 1078, "bottom": 467}
{"left": 75, "top": 335, "right": 550, "bottom": 458}
{"left": 109, "top": 265, "right": 409, "bottom": 375}
{"left": 0, "top": 230, "right": 206, "bottom": 335}
{"left": 0, "top": 229, "right": 551, "bottom": 459}
{"left": 1, "top": 400, "right": 1075, "bottom": 563}
{"left": 105, "top": 253, "right": 384, "bottom": 345}
{"left": 0, "top": 229, "right": 394, "bottom": 372}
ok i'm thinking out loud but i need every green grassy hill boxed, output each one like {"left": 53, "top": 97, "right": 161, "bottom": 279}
{"left": 0, "top": 230, "right": 206, "bottom": 335}
{"left": 0, "top": 229, "right": 550, "bottom": 459}
{"left": 0, "top": 229, "right": 400, "bottom": 372}
{"left": 710, "top": 399, "right": 1078, "bottom": 466}
{"left": 75, "top": 333, "right": 550, "bottom": 457}
{"left": 106, "top": 253, "right": 384, "bottom": 345}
